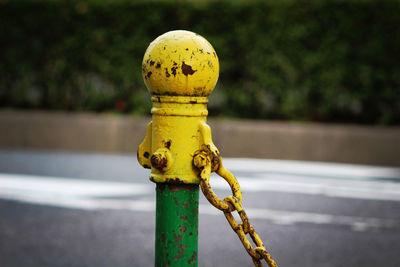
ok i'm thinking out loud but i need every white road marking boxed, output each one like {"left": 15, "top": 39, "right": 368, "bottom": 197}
{"left": 0, "top": 189, "right": 397, "bottom": 231}
{"left": 0, "top": 172, "right": 399, "bottom": 231}
{"left": 0, "top": 173, "right": 153, "bottom": 197}
{"left": 222, "top": 158, "right": 400, "bottom": 180}
{"left": 210, "top": 174, "right": 400, "bottom": 201}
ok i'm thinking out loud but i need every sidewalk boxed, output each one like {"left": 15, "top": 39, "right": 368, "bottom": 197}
{"left": 0, "top": 110, "right": 399, "bottom": 166}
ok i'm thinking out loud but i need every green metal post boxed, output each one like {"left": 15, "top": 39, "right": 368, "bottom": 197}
{"left": 155, "top": 184, "right": 199, "bottom": 267}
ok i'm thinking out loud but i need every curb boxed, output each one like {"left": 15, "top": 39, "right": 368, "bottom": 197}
{"left": 0, "top": 110, "right": 399, "bottom": 166}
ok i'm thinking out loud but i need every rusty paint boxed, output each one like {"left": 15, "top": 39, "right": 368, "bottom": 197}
{"left": 173, "top": 233, "right": 183, "bottom": 244}
{"left": 158, "top": 183, "right": 166, "bottom": 192}
{"left": 171, "top": 66, "right": 178, "bottom": 76}
{"left": 173, "top": 197, "right": 179, "bottom": 207}
{"left": 164, "top": 140, "right": 171, "bottom": 149}
{"left": 150, "top": 148, "right": 173, "bottom": 172}
{"left": 174, "top": 244, "right": 187, "bottom": 262}
{"left": 188, "top": 251, "right": 197, "bottom": 264}
{"left": 165, "top": 68, "right": 170, "bottom": 77}
{"left": 143, "top": 164, "right": 151, "bottom": 169}
{"left": 179, "top": 225, "right": 187, "bottom": 234}
{"left": 143, "top": 152, "right": 150, "bottom": 158}
{"left": 180, "top": 215, "right": 187, "bottom": 221}
{"left": 161, "top": 232, "right": 166, "bottom": 243}
{"left": 142, "top": 30, "right": 219, "bottom": 96}
{"left": 164, "top": 178, "right": 185, "bottom": 184}
{"left": 181, "top": 62, "right": 196, "bottom": 76}
{"left": 155, "top": 184, "right": 199, "bottom": 266}
{"left": 151, "top": 154, "right": 168, "bottom": 170}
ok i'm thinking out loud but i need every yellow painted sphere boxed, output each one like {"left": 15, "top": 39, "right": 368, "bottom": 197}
{"left": 142, "top": 30, "right": 219, "bottom": 96}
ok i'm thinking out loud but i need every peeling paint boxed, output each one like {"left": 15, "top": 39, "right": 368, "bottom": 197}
{"left": 181, "top": 62, "right": 196, "bottom": 76}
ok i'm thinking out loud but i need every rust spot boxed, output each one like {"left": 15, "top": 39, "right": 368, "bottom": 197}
{"left": 213, "top": 52, "right": 216, "bottom": 57}
{"left": 181, "top": 62, "right": 196, "bottom": 76}
{"left": 194, "top": 87, "right": 206, "bottom": 96}
{"left": 179, "top": 225, "right": 187, "bottom": 234}
{"left": 143, "top": 152, "right": 149, "bottom": 158}
{"left": 165, "top": 178, "right": 185, "bottom": 184}
{"left": 190, "top": 100, "right": 197, "bottom": 104}
{"left": 151, "top": 154, "right": 167, "bottom": 170}
{"left": 156, "top": 63, "right": 161, "bottom": 68}
{"left": 163, "top": 46, "right": 166, "bottom": 50}
{"left": 207, "top": 52, "right": 210, "bottom": 55}
{"left": 173, "top": 233, "right": 183, "bottom": 244}
{"left": 164, "top": 140, "right": 171, "bottom": 149}
{"left": 185, "top": 48, "right": 189, "bottom": 51}
{"left": 150, "top": 60, "right": 155, "bottom": 66}
{"left": 165, "top": 68, "right": 170, "bottom": 77}
{"left": 182, "top": 201, "right": 189, "bottom": 208}
{"left": 208, "top": 61, "right": 213, "bottom": 68}
{"left": 143, "top": 164, "right": 151, "bottom": 169}
{"left": 212, "top": 155, "right": 220, "bottom": 168}
{"left": 173, "top": 62, "right": 177, "bottom": 66}
{"left": 173, "top": 197, "right": 179, "bottom": 207}
{"left": 199, "top": 48, "right": 203, "bottom": 53}
{"left": 171, "top": 66, "right": 178, "bottom": 76}
{"left": 189, "top": 232, "right": 193, "bottom": 236}
{"left": 161, "top": 232, "right": 166, "bottom": 243}
{"left": 188, "top": 251, "right": 197, "bottom": 264}
{"left": 174, "top": 244, "right": 187, "bottom": 262}
{"left": 158, "top": 184, "right": 166, "bottom": 192}
{"left": 169, "top": 184, "right": 182, "bottom": 191}
{"left": 180, "top": 215, "right": 188, "bottom": 221}
{"left": 146, "top": 71, "right": 152, "bottom": 78}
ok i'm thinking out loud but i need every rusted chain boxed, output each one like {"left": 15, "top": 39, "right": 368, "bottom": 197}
{"left": 193, "top": 150, "right": 278, "bottom": 267}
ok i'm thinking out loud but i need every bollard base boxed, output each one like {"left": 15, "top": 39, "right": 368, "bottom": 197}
{"left": 155, "top": 183, "right": 199, "bottom": 267}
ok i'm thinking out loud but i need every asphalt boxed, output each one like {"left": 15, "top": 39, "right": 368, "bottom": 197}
{"left": 0, "top": 149, "right": 399, "bottom": 267}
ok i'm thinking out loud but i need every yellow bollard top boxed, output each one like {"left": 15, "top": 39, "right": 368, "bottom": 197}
{"left": 142, "top": 30, "right": 219, "bottom": 97}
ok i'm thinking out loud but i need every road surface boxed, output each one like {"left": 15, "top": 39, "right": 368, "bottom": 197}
{"left": 0, "top": 149, "right": 399, "bottom": 266}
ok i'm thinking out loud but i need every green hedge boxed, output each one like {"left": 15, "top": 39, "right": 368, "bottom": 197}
{"left": 1, "top": 0, "right": 399, "bottom": 124}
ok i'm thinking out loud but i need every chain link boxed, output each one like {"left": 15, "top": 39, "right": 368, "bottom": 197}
{"left": 193, "top": 150, "right": 278, "bottom": 267}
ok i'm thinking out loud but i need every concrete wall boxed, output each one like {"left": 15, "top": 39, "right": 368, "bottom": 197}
{"left": 0, "top": 110, "right": 399, "bottom": 166}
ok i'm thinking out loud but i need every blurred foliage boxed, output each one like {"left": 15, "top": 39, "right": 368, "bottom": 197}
{"left": 0, "top": 0, "right": 399, "bottom": 124}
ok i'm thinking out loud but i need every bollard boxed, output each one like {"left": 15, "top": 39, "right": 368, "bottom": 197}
{"left": 138, "top": 30, "right": 277, "bottom": 267}
{"left": 137, "top": 30, "right": 219, "bottom": 267}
